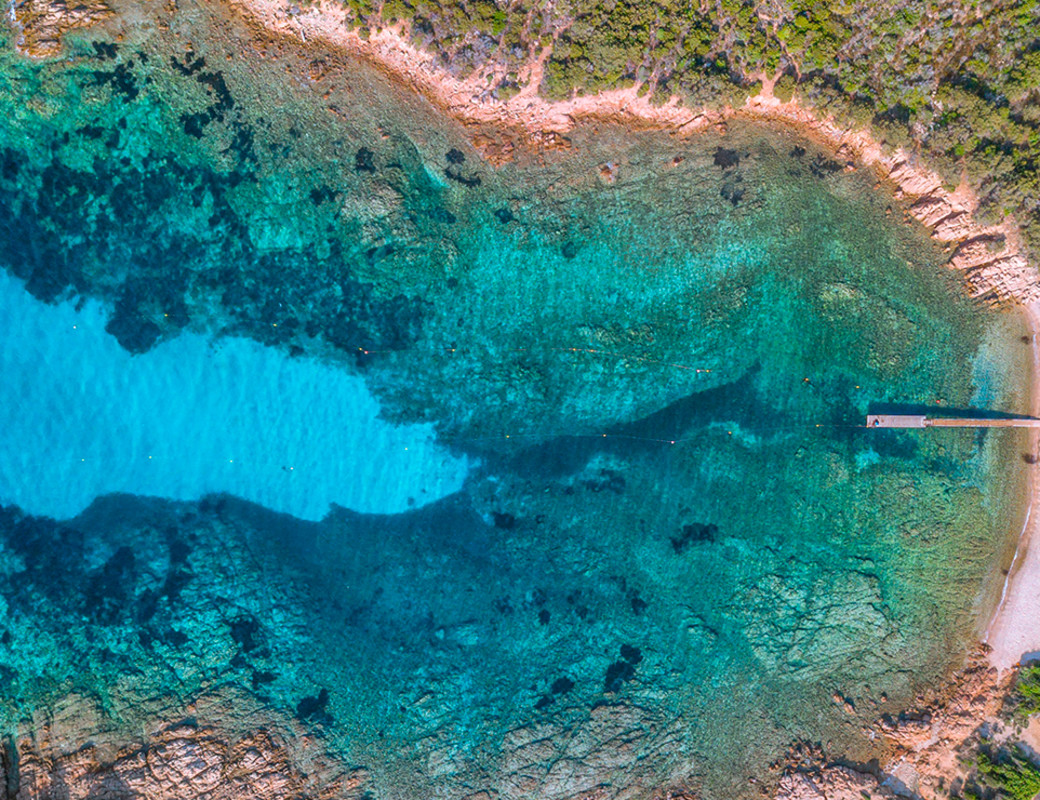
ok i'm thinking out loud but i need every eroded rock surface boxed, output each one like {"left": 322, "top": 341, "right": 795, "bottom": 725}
{"left": 7, "top": 0, "right": 111, "bottom": 58}
{"left": 774, "top": 651, "right": 1013, "bottom": 800}
{"left": 776, "top": 766, "right": 895, "bottom": 800}
{"left": 1, "top": 694, "right": 370, "bottom": 800}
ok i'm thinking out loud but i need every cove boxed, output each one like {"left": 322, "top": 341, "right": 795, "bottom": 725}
{"left": 0, "top": 17, "right": 1035, "bottom": 797}
{"left": 0, "top": 270, "right": 469, "bottom": 521}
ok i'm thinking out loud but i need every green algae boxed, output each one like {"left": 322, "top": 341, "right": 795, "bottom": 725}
{"left": 0, "top": 2, "right": 1035, "bottom": 797}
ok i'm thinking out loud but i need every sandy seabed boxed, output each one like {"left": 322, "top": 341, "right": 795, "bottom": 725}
{"left": 985, "top": 299, "right": 1040, "bottom": 674}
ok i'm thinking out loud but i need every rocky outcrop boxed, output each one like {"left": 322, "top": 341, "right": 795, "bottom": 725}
{"left": 0, "top": 690, "right": 705, "bottom": 800}
{"left": 737, "top": 96, "right": 1040, "bottom": 308}
{"left": 0, "top": 693, "right": 371, "bottom": 800}
{"left": 774, "top": 651, "right": 1012, "bottom": 800}
{"left": 776, "top": 766, "right": 895, "bottom": 800}
{"left": 898, "top": 173, "right": 1040, "bottom": 307}
{"left": 7, "top": 0, "right": 111, "bottom": 58}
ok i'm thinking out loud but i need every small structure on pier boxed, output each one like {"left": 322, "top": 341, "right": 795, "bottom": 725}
{"left": 866, "top": 414, "right": 1040, "bottom": 429}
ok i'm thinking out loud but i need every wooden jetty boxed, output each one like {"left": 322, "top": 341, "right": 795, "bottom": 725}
{"left": 867, "top": 414, "right": 1040, "bottom": 429}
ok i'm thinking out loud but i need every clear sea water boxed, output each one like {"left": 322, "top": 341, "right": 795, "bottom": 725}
{"left": 0, "top": 269, "right": 469, "bottom": 520}
{"left": 0, "top": 4, "right": 1034, "bottom": 798}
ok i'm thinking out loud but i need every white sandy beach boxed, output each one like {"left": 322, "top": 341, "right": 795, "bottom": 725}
{"left": 985, "top": 301, "right": 1040, "bottom": 673}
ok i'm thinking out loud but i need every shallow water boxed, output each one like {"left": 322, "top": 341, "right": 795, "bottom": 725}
{"left": 0, "top": 4, "right": 1034, "bottom": 798}
{"left": 0, "top": 270, "right": 469, "bottom": 520}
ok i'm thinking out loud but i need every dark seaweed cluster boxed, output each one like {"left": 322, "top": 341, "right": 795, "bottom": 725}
{"left": 0, "top": 505, "right": 199, "bottom": 663}
{"left": 671, "top": 522, "right": 718, "bottom": 554}
{"left": 0, "top": 499, "right": 342, "bottom": 726}
{"left": 296, "top": 688, "right": 333, "bottom": 725}
{"left": 0, "top": 51, "right": 427, "bottom": 359}
{"left": 603, "top": 643, "right": 642, "bottom": 694}
{"left": 444, "top": 148, "right": 481, "bottom": 188}
{"left": 534, "top": 674, "right": 575, "bottom": 710}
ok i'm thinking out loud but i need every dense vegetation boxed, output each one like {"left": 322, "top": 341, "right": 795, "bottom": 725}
{"left": 971, "top": 748, "right": 1040, "bottom": 800}
{"left": 1012, "top": 665, "right": 1040, "bottom": 719}
{"left": 324, "top": 0, "right": 1040, "bottom": 256}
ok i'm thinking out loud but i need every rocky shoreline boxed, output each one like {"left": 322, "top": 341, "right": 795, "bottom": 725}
{"left": 774, "top": 648, "right": 1013, "bottom": 799}
{"left": 0, "top": 657, "right": 1019, "bottom": 799}
{"left": 0, "top": 689, "right": 372, "bottom": 800}
{"left": 235, "top": 0, "right": 1039, "bottom": 312}
{"left": 12, "top": 0, "right": 1037, "bottom": 306}
{"left": 7, "top": 0, "right": 111, "bottom": 58}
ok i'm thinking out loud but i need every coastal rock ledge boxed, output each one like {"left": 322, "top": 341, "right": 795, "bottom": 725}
{"left": 0, "top": 690, "right": 705, "bottom": 800}
{"left": 774, "top": 651, "right": 1015, "bottom": 800}
{"left": 0, "top": 695, "right": 371, "bottom": 800}
{"left": 7, "top": 0, "right": 111, "bottom": 58}
{"left": 0, "top": 657, "right": 1014, "bottom": 800}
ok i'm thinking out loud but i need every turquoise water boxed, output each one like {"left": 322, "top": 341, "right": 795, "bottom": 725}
{"left": 0, "top": 270, "right": 469, "bottom": 520}
{"left": 0, "top": 5, "right": 1034, "bottom": 799}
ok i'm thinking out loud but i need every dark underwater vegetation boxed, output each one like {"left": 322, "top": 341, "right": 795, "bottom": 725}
{"left": 0, "top": 2, "right": 1035, "bottom": 797}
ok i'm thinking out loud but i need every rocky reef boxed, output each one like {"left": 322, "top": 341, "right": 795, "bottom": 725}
{"left": 0, "top": 649, "right": 1028, "bottom": 800}
{"left": 0, "top": 495, "right": 717, "bottom": 799}
{"left": 770, "top": 649, "right": 1040, "bottom": 800}
{"left": 2, "top": 691, "right": 705, "bottom": 800}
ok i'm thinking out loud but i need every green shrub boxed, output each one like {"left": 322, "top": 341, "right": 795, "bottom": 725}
{"left": 1014, "top": 665, "right": 1040, "bottom": 718}
{"left": 774, "top": 73, "right": 796, "bottom": 103}
{"left": 976, "top": 749, "right": 1040, "bottom": 800}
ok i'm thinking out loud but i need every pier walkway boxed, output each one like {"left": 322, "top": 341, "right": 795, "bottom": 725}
{"left": 867, "top": 414, "right": 1040, "bottom": 429}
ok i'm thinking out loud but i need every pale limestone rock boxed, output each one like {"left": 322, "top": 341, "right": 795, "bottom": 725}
{"left": 887, "top": 163, "right": 941, "bottom": 198}
{"left": 910, "top": 195, "right": 956, "bottom": 228}
{"left": 775, "top": 767, "right": 894, "bottom": 800}
{"left": 950, "top": 238, "right": 1004, "bottom": 272}
{"left": 931, "top": 213, "right": 976, "bottom": 242}
{"left": 8, "top": 717, "right": 369, "bottom": 800}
